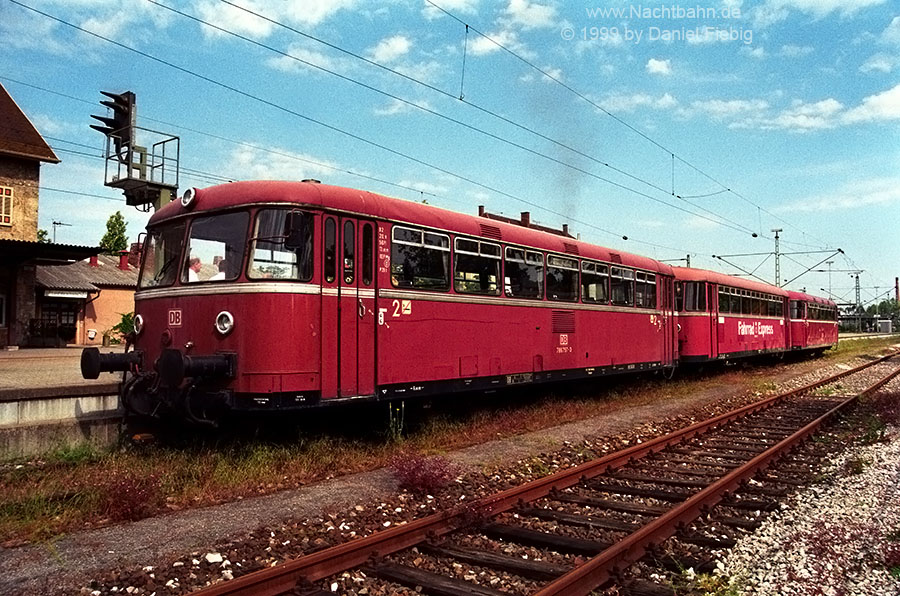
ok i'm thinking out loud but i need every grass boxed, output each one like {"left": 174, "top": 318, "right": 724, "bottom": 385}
{"left": 0, "top": 337, "right": 896, "bottom": 544}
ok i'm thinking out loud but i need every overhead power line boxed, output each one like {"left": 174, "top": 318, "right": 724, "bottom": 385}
{"left": 147, "top": 0, "right": 758, "bottom": 238}
{"left": 422, "top": 0, "right": 834, "bottom": 248}
{"left": 8, "top": 0, "right": 699, "bottom": 255}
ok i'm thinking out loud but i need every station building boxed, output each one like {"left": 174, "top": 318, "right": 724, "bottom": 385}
{"left": 0, "top": 82, "right": 100, "bottom": 348}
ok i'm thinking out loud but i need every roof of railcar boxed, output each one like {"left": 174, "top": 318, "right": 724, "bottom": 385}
{"left": 672, "top": 266, "right": 789, "bottom": 297}
{"left": 150, "top": 181, "right": 673, "bottom": 275}
{"left": 786, "top": 290, "right": 836, "bottom": 307}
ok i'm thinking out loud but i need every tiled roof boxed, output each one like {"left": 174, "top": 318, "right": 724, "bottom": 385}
{"left": 0, "top": 82, "right": 60, "bottom": 163}
{"left": 36, "top": 254, "right": 138, "bottom": 292}
{"left": 35, "top": 266, "right": 98, "bottom": 292}
{"left": 0, "top": 239, "right": 99, "bottom": 264}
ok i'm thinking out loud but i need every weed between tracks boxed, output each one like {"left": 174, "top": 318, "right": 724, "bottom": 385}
{"left": 0, "top": 337, "right": 896, "bottom": 545}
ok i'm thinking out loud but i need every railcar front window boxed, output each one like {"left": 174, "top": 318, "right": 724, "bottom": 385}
{"left": 391, "top": 226, "right": 450, "bottom": 290}
{"left": 248, "top": 209, "right": 313, "bottom": 281}
{"left": 504, "top": 248, "right": 543, "bottom": 299}
{"left": 582, "top": 262, "right": 609, "bottom": 304}
{"left": 139, "top": 222, "right": 186, "bottom": 288}
{"left": 547, "top": 255, "right": 578, "bottom": 301}
{"left": 183, "top": 212, "right": 249, "bottom": 283}
{"left": 454, "top": 238, "right": 501, "bottom": 295}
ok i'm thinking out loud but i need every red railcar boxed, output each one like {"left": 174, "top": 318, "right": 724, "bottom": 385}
{"left": 82, "top": 181, "right": 679, "bottom": 423}
{"left": 787, "top": 290, "right": 839, "bottom": 352}
{"left": 673, "top": 267, "right": 791, "bottom": 363}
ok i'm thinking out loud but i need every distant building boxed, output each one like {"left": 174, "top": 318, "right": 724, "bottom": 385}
{"left": 0, "top": 82, "right": 98, "bottom": 348}
{"left": 34, "top": 251, "right": 139, "bottom": 346}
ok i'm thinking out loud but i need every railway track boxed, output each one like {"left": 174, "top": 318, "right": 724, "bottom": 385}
{"left": 193, "top": 352, "right": 900, "bottom": 596}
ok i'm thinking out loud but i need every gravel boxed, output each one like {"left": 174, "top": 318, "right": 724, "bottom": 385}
{"left": 2, "top": 350, "right": 897, "bottom": 595}
{"left": 720, "top": 393, "right": 900, "bottom": 595}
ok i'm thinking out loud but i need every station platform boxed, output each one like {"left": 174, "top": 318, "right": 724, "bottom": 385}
{"left": 0, "top": 345, "right": 125, "bottom": 391}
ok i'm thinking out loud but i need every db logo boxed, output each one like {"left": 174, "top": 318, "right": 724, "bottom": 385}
{"left": 559, "top": 334, "right": 568, "bottom": 346}
{"left": 168, "top": 309, "right": 182, "bottom": 327}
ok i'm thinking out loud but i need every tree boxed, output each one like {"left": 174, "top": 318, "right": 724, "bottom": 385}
{"left": 36, "top": 228, "right": 49, "bottom": 243}
{"left": 99, "top": 211, "right": 128, "bottom": 254}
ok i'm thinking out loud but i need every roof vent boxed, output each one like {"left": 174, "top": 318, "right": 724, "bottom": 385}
{"left": 301, "top": 179, "right": 321, "bottom": 184}
{"left": 479, "top": 223, "right": 502, "bottom": 240}
{"left": 563, "top": 242, "right": 579, "bottom": 255}
{"left": 609, "top": 253, "right": 623, "bottom": 264}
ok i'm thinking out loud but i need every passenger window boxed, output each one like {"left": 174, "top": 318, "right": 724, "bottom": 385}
{"left": 610, "top": 267, "right": 634, "bottom": 306}
{"left": 582, "top": 262, "right": 609, "bottom": 304}
{"left": 719, "top": 288, "right": 729, "bottom": 313}
{"left": 324, "top": 218, "right": 336, "bottom": 283}
{"left": 362, "top": 224, "right": 373, "bottom": 286}
{"left": 504, "top": 248, "right": 544, "bottom": 299}
{"left": 343, "top": 221, "right": 355, "bottom": 284}
{"left": 547, "top": 255, "right": 578, "bottom": 301}
{"left": 730, "top": 289, "right": 741, "bottom": 314}
{"left": 454, "top": 238, "right": 501, "bottom": 295}
{"left": 391, "top": 226, "right": 450, "bottom": 290}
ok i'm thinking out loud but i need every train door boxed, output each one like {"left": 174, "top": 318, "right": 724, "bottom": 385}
{"left": 321, "top": 216, "right": 377, "bottom": 399}
{"left": 709, "top": 283, "right": 719, "bottom": 359}
{"left": 661, "top": 276, "right": 676, "bottom": 366}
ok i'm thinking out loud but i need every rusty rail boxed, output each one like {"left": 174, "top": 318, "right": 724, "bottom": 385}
{"left": 535, "top": 356, "right": 900, "bottom": 595}
{"left": 193, "top": 351, "right": 897, "bottom": 596}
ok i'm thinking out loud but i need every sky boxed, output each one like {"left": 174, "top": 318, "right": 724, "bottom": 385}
{"left": 1, "top": 0, "right": 898, "bottom": 308}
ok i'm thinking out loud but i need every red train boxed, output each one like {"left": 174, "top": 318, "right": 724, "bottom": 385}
{"left": 80, "top": 181, "right": 837, "bottom": 424}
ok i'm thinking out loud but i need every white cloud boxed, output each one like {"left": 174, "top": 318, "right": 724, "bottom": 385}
{"left": 860, "top": 53, "right": 897, "bottom": 73}
{"left": 368, "top": 35, "right": 412, "bottom": 63}
{"left": 504, "top": 0, "right": 557, "bottom": 30}
{"left": 776, "top": 177, "right": 900, "bottom": 213}
{"left": 469, "top": 29, "right": 533, "bottom": 57}
{"left": 266, "top": 44, "right": 343, "bottom": 74}
{"left": 646, "top": 58, "right": 672, "bottom": 75}
{"left": 373, "top": 98, "right": 434, "bottom": 116}
{"left": 767, "top": 98, "right": 844, "bottom": 130}
{"left": 687, "top": 99, "right": 770, "bottom": 121}
{"left": 685, "top": 84, "right": 900, "bottom": 131}
{"left": 752, "top": 0, "right": 887, "bottom": 27}
{"left": 195, "top": 0, "right": 358, "bottom": 39}
{"left": 881, "top": 15, "right": 900, "bottom": 44}
{"left": 422, "top": 0, "right": 479, "bottom": 20}
{"left": 520, "top": 66, "right": 563, "bottom": 83}
{"left": 842, "top": 83, "right": 900, "bottom": 123}
{"left": 743, "top": 46, "right": 767, "bottom": 59}
{"left": 195, "top": 0, "right": 276, "bottom": 38}
{"left": 226, "top": 146, "right": 341, "bottom": 180}
{"left": 601, "top": 92, "right": 678, "bottom": 113}
{"left": 29, "top": 114, "right": 66, "bottom": 136}
{"left": 276, "top": 0, "right": 359, "bottom": 27}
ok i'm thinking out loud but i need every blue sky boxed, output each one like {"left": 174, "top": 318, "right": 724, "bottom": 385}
{"left": 1, "top": 0, "right": 898, "bottom": 307}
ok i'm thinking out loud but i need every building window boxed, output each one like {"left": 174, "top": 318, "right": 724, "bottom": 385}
{"left": 0, "top": 186, "right": 12, "bottom": 226}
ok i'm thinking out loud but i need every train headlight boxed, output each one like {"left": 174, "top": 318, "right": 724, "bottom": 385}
{"left": 181, "top": 187, "right": 198, "bottom": 210}
{"left": 215, "top": 311, "right": 235, "bottom": 336}
{"left": 133, "top": 314, "right": 144, "bottom": 335}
